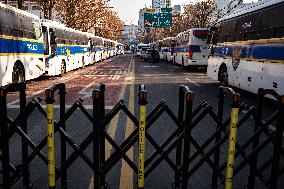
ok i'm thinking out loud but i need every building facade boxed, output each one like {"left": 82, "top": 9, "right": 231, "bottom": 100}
{"left": 1, "top": 0, "right": 41, "bottom": 16}
{"left": 122, "top": 24, "right": 139, "bottom": 45}
{"left": 152, "top": 0, "right": 171, "bottom": 8}
{"left": 1, "top": 0, "right": 59, "bottom": 19}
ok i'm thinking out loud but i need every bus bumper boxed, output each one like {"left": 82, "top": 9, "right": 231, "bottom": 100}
{"left": 185, "top": 59, "right": 208, "bottom": 66}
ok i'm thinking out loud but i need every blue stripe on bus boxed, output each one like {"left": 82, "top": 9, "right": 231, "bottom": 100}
{"left": 173, "top": 45, "right": 201, "bottom": 53}
{"left": 55, "top": 46, "right": 89, "bottom": 56}
{"left": 162, "top": 48, "right": 171, "bottom": 52}
{"left": 213, "top": 43, "right": 284, "bottom": 61}
{"left": 95, "top": 47, "right": 104, "bottom": 51}
{"left": 0, "top": 37, "right": 44, "bottom": 54}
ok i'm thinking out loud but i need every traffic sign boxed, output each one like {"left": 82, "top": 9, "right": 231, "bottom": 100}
{"left": 144, "top": 8, "right": 172, "bottom": 28}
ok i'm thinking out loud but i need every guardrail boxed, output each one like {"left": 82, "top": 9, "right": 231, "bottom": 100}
{"left": 0, "top": 82, "right": 283, "bottom": 189}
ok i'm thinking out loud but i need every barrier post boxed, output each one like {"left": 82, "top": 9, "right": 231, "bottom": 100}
{"left": 98, "top": 84, "right": 106, "bottom": 188}
{"left": 212, "top": 87, "right": 225, "bottom": 189}
{"left": 248, "top": 88, "right": 264, "bottom": 188}
{"left": 269, "top": 95, "right": 284, "bottom": 189}
{"left": 137, "top": 88, "right": 148, "bottom": 189}
{"left": 174, "top": 86, "right": 187, "bottom": 188}
{"left": 45, "top": 89, "right": 56, "bottom": 189}
{"left": 225, "top": 94, "right": 240, "bottom": 189}
{"left": 0, "top": 87, "right": 11, "bottom": 189}
{"left": 59, "top": 84, "right": 67, "bottom": 189}
{"left": 93, "top": 89, "right": 102, "bottom": 189}
{"left": 19, "top": 82, "right": 31, "bottom": 188}
{"left": 181, "top": 91, "right": 194, "bottom": 189}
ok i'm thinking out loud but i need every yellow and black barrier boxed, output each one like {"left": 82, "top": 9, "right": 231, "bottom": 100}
{"left": 45, "top": 89, "right": 56, "bottom": 189}
{"left": 137, "top": 88, "right": 148, "bottom": 189}
{"left": 225, "top": 94, "right": 240, "bottom": 189}
{"left": 2, "top": 83, "right": 284, "bottom": 189}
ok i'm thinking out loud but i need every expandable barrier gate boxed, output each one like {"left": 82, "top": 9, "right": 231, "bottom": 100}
{"left": 0, "top": 82, "right": 284, "bottom": 189}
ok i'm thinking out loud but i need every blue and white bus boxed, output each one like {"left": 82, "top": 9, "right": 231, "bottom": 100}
{"left": 173, "top": 28, "right": 210, "bottom": 69}
{"left": 90, "top": 35, "right": 104, "bottom": 62}
{"left": 0, "top": 3, "right": 45, "bottom": 86}
{"left": 207, "top": 0, "right": 284, "bottom": 95}
{"left": 41, "top": 20, "right": 90, "bottom": 76}
{"left": 157, "top": 37, "right": 175, "bottom": 62}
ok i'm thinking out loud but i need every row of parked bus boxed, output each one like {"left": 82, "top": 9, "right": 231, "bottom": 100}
{"left": 138, "top": 28, "right": 210, "bottom": 68}
{"left": 0, "top": 2, "right": 124, "bottom": 86}
{"left": 141, "top": 0, "right": 284, "bottom": 96}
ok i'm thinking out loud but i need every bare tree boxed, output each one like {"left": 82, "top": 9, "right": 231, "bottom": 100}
{"left": 16, "top": 0, "right": 24, "bottom": 9}
{"left": 94, "top": 9, "right": 124, "bottom": 40}
{"left": 55, "top": 0, "right": 107, "bottom": 30}
{"left": 183, "top": 0, "right": 216, "bottom": 28}
{"left": 38, "top": 0, "right": 57, "bottom": 19}
{"left": 56, "top": 0, "right": 123, "bottom": 39}
{"left": 142, "top": 0, "right": 217, "bottom": 42}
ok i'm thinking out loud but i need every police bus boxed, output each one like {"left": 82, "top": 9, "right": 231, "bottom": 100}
{"left": 0, "top": 2, "right": 45, "bottom": 86}
{"left": 173, "top": 28, "right": 210, "bottom": 69}
{"left": 158, "top": 37, "right": 175, "bottom": 62}
{"left": 207, "top": 0, "right": 284, "bottom": 95}
{"left": 42, "top": 20, "right": 90, "bottom": 76}
{"left": 91, "top": 35, "right": 104, "bottom": 62}
{"left": 117, "top": 43, "right": 124, "bottom": 55}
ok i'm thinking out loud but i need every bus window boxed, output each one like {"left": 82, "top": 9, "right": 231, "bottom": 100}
{"left": 32, "top": 20, "right": 41, "bottom": 39}
{"left": 192, "top": 29, "right": 209, "bottom": 44}
{"left": 42, "top": 26, "right": 49, "bottom": 55}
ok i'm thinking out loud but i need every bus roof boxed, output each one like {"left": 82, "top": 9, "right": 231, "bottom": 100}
{"left": 177, "top": 28, "right": 208, "bottom": 37}
{"left": 0, "top": 2, "right": 40, "bottom": 20}
{"left": 219, "top": 0, "right": 284, "bottom": 22}
{"left": 42, "top": 19, "right": 88, "bottom": 35}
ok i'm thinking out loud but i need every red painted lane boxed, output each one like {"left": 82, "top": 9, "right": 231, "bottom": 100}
{"left": 6, "top": 57, "right": 131, "bottom": 108}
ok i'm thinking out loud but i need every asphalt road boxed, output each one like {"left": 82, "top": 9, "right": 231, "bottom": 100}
{"left": 3, "top": 54, "right": 283, "bottom": 189}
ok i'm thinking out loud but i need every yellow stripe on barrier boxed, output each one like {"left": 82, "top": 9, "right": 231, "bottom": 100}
{"left": 138, "top": 104, "right": 147, "bottom": 189}
{"left": 47, "top": 103, "right": 56, "bottom": 188}
{"left": 225, "top": 107, "right": 239, "bottom": 189}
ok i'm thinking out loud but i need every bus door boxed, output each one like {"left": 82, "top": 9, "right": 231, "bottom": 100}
{"left": 49, "top": 28, "right": 57, "bottom": 57}
{"left": 42, "top": 26, "right": 50, "bottom": 56}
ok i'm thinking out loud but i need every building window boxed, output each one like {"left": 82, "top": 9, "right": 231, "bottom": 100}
{"left": 32, "top": 6, "right": 40, "bottom": 10}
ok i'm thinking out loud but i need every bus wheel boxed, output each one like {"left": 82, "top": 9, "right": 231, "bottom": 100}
{"left": 12, "top": 62, "right": 25, "bottom": 83}
{"left": 61, "top": 60, "right": 66, "bottom": 75}
{"left": 219, "top": 66, "right": 228, "bottom": 86}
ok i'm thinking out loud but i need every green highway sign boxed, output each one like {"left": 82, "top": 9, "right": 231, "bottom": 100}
{"left": 144, "top": 8, "right": 172, "bottom": 28}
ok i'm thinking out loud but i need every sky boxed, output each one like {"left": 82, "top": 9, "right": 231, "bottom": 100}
{"left": 108, "top": 0, "right": 199, "bottom": 25}
{"left": 108, "top": 0, "right": 256, "bottom": 25}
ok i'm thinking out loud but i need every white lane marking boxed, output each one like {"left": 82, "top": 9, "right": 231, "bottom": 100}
{"left": 7, "top": 75, "right": 79, "bottom": 106}
{"left": 140, "top": 65, "right": 160, "bottom": 68}
{"left": 113, "top": 75, "right": 121, "bottom": 80}
{"left": 185, "top": 78, "right": 200, "bottom": 86}
{"left": 78, "top": 80, "right": 98, "bottom": 99}
{"left": 7, "top": 104, "right": 114, "bottom": 110}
